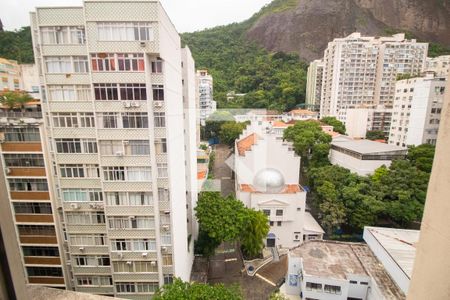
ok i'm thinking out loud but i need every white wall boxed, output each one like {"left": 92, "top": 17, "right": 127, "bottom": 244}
{"left": 345, "top": 108, "right": 370, "bottom": 139}
{"left": 330, "top": 150, "right": 391, "bottom": 176}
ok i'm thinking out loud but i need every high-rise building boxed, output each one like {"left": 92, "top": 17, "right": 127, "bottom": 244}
{"left": 305, "top": 59, "right": 324, "bottom": 110}
{"left": 30, "top": 0, "right": 197, "bottom": 297}
{"left": 0, "top": 57, "right": 22, "bottom": 91}
{"left": 196, "top": 70, "right": 216, "bottom": 124}
{"left": 389, "top": 74, "right": 446, "bottom": 147}
{"left": 425, "top": 55, "right": 450, "bottom": 77}
{"left": 0, "top": 102, "right": 68, "bottom": 289}
{"left": 320, "top": 33, "right": 427, "bottom": 124}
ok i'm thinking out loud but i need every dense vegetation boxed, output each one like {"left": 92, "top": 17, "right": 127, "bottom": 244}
{"left": 195, "top": 192, "right": 269, "bottom": 258}
{"left": 284, "top": 121, "right": 435, "bottom": 234}
{"left": 0, "top": 27, "right": 34, "bottom": 64}
{"left": 154, "top": 278, "right": 242, "bottom": 300}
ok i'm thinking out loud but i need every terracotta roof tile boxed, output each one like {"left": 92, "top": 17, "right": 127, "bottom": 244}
{"left": 237, "top": 133, "right": 258, "bottom": 156}
{"left": 197, "top": 170, "right": 207, "bottom": 180}
{"left": 239, "top": 184, "right": 302, "bottom": 194}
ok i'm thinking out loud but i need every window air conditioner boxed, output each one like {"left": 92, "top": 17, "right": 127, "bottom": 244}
{"left": 154, "top": 101, "right": 163, "bottom": 108}
{"left": 150, "top": 261, "right": 156, "bottom": 266}
{"left": 142, "top": 253, "right": 148, "bottom": 258}
{"left": 79, "top": 247, "right": 84, "bottom": 251}
{"left": 126, "top": 261, "right": 133, "bottom": 265}
{"left": 115, "top": 151, "right": 124, "bottom": 157}
{"left": 131, "top": 102, "right": 140, "bottom": 108}
{"left": 140, "top": 41, "right": 146, "bottom": 48}
{"left": 123, "top": 102, "right": 132, "bottom": 108}
{"left": 161, "top": 247, "right": 168, "bottom": 252}
{"left": 70, "top": 203, "right": 79, "bottom": 209}
{"left": 5, "top": 168, "right": 11, "bottom": 175}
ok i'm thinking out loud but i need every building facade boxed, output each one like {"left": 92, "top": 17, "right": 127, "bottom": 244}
{"left": 196, "top": 70, "right": 216, "bottom": 124}
{"left": 0, "top": 57, "right": 22, "bottom": 91}
{"left": 0, "top": 104, "right": 68, "bottom": 289}
{"left": 30, "top": 0, "right": 196, "bottom": 297}
{"left": 234, "top": 122, "right": 323, "bottom": 249}
{"left": 425, "top": 55, "right": 450, "bottom": 77}
{"left": 305, "top": 59, "right": 324, "bottom": 110}
{"left": 319, "top": 33, "right": 427, "bottom": 126}
{"left": 389, "top": 74, "right": 446, "bottom": 147}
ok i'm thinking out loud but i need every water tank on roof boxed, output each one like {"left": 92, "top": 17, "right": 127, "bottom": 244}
{"left": 253, "top": 168, "right": 285, "bottom": 193}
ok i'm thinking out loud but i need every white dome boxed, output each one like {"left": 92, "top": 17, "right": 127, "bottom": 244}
{"left": 253, "top": 168, "right": 285, "bottom": 193}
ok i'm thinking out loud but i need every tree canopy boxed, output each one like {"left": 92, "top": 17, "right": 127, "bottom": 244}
{"left": 0, "top": 90, "right": 33, "bottom": 111}
{"left": 0, "top": 27, "right": 34, "bottom": 64}
{"left": 219, "top": 121, "right": 248, "bottom": 147}
{"left": 154, "top": 278, "right": 242, "bottom": 300}
{"left": 320, "top": 117, "right": 346, "bottom": 134}
{"left": 366, "top": 130, "right": 386, "bottom": 141}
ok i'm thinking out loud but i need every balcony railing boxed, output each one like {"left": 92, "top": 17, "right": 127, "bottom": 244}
{"left": 0, "top": 111, "right": 43, "bottom": 118}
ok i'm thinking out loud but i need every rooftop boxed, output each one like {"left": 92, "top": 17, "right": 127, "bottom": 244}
{"left": 291, "top": 240, "right": 405, "bottom": 299}
{"left": 365, "top": 227, "right": 419, "bottom": 279}
{"left": 289, "top": 109, "right": 318, "bottom": 116}
{"left": 237, "top": 133, "right": 259, "bottom": 156}
{"left": 239, "top": 184, "right": 302, "bottom": 194}
{"left": 332, "top": 139, "right": 407, "bottom": 155}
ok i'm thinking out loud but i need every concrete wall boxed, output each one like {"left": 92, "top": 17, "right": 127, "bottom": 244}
{"left": 346, "top": 108, "right": 370, "bottom": 139}
{"left": 408, "top": 74, "right": 450, "bottom": 299}
{"left": 330, "top": 150, "right": 392, "bottom": 176}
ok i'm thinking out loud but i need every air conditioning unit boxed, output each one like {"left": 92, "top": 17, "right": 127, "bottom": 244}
{"left": 162, "top": 225, "right": 170, "bottom": 231}
{"left": 154, "top": 101, "right": 163, "bottom": 108}
{"left": 142, "top": 253, "right": 148, "bottom": 258}
{"left": 89, "top": 203, "right": 96, "bottom": 208}
{"left": 164, "top": 210, "right": 170, "bottom": 215}
{"left": 70, "top": 203, "right": 80, "bottom": 209}
{"left": 150, "top": 261, "right": 156, "bottom": 266}
{"left": 131, "top": 102, "right": 140, "bottom": 108}
{"left": 115, "top": 151, "right": 124, "bottom": 157}
{"left": 161, "top": 246, "right": 168, "bottom": 252}
{"left": 140, "top": 41, "right": 146, "bottom": 48}
{"left": 123, "top": 102, "right": 131, "bottom": 108}
{"left": 79, "top": 247, "right": 84, "bottom": 251}
{"left": 5, "top": 168, "right": 11, "bottom": 175}
{"left": 126, "top": 261, "right": 133, "bottom": 265}
{"left": 129, "top": 216, "right": 136, "bottom": 220}
{"left": 117, "top": 252, "right": 124, "bottom": 260}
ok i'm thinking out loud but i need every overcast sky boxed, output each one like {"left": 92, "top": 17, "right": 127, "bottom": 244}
{"left": 1, "top": 0, "right": 273, "bottom": 33}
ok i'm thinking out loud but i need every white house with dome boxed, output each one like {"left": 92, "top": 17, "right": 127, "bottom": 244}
{"left": 235, "top": 122, "right": 324, "bottom": 249}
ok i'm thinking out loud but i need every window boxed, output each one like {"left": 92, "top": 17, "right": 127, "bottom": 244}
{"left": 117, "top": 54, "right": 145, "bottom": 71}
{"left": 133, "top": 239, "right": 155, "bottom": 251}
{"left": 151, "top": 60, "right": 163, "bottom": 73}
{"left": 125, "top": 140, "right": 150, "bottom": 155}
{"left": 9, "top": 179, "right": 48, "bottom": 191}
{"left": 55, "top": 139, "right": 97, "bottom": 154}
{"left": 45, "top": 57, "right": 72, "bottom": 73}
{"left": 324, "top": 284, "right": 341, "bottom": 294}
{"left": 155, "top": 138, "right": 167, "bottom": 154}
{"left": 276, "top": 209, "right": 284, "bottom": 216}
{"left": 154, "top": 112, "right": 166, "bottom": 127}
{"left": 60, "top": 164, "right": 84, "bottom": 178}
{"left": 158, "top": 188, "right": 169, "bottom": 202}
{"left": 350, "top": 280, "right": 358, "bottom": 284}
{"left": 157, "top": 163, "right": 168, "bottom": 178}
{"left": 91, "top": 53, "right": 116, "bottom": 71}
{"left": 293, "top": 232, "right": 301, "bottom": 241}
{"left": 161, "top": 233, "right": 171, "bottom": 245}
{"left": 263, "top": 209, "right": 270, "bottom": 216}
{"left": 18, "top": 225, "right": 55, "bottom": 236}
{"left": 137, "top": 282, "right": 159, "bottom": 293}
{"left": 277, "top": 221, "right": 282, "bottom": 227}
{"left": 105, "top": 192, "right": 152, "bottom": 206}
{"left": 122, "top": 112, "right": 148, "bottom": 128}
{"left": 4, "top": 127, "right": 40, "bottom": 142}
{"left": 129, "top": 192, "right": 152, "bottom": 205}
{"left": 73, "top": 56, "right": 89, "bottom": 73}
{"left": 52, "top": 112, "right": 78, "bottom": 128}
{"left": 66, "top": 212, "right": 105, "bottom": 225}
{"left": 76, "top": 276, "right": 112, "bottom": 286}
{"left": 41, "top": 26, "right": 85, "bottom": 45}
{"left": 135, "top": 261, "right": 157, "bottom": 273}
{"left": 127, "top": 167, "right": 151, "bottom": 181}
{"left": 162, "top": 254, "right": 172, "bottom": 266}
{"left": 164, "top": 274, "right": 173, "bottom": 285}
{"left": 269, "top": 221, "right": 274, "bottom": 226}
{"left": 48, "top": 85, "right": 91, "bottom": 101}
{"left": 97, "top": 22, "right": 153, "bottom": 41}
{"left": 116, "top": 283, "right": 136, "bottom": 293}
{"left": 103, "top": 167, "right": 125, "bottom": 181}
{"left": 94, "top": 83, "right": 118, "bottom": 100}
{"left": 306, "top": 282, "right": 322, "bottom": 292}
{"left": 62, "top": 189, "right": 103, "bottom": 202}
{"left": 70, "top": 234, "right": 106, "bottom": 246}
{"left": 74, "top": 256, "right": 110, "bottom": 267}
{"left": 22, "top": 246, "right": 59, "bottom": 257}
{"left": 27, "top": 267, "right": 63, "bottom": 277}
{"left": 119, "top": 83, "right": 146, "bottom": 100}
{"left": 100, "top": 140, "right": 123, "bottom": 155}
{"left": 152, "top": 84, "right": 164, "bottom": 101}
{"left": 98, "top": 113, "right": 119, "bottom": 128}
{"left": 4, "top": 154, "right": 44, "bottom": 167}
{"left": 14, "top": 203, "right": 52, "bottom": 214}
{"left": 79, "top": 113, "right": 95, "bottom": 127}
{"left": 360, "top": 282, "right": 369, "bottom": 285}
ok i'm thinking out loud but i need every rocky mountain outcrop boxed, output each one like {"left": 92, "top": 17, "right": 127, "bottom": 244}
{"left": 246, "top": 0, "right": 450, "bottom": 62}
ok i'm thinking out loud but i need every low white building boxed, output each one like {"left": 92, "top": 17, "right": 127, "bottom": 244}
{"left": 363, "top": 227, "right": 419, "bottom": 295}
{"left": 389, "top": 74, "right": 446, "bottom": 147}
{"left": 330, "top": 138, "right": 407, "bottom": 175}
{"left": 283, "top": 240, "right": 405, "bottom": 300}
{"left": 234, "top": 122, "right": 323, "bottom": 248}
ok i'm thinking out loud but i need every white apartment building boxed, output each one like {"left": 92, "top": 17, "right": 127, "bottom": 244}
{"left": 320, "top": 33, "right": 427, "bottom": 125}
{"left": 425, "top": 55, "right": 450, "bottom": 77}
{"left": 305, "top": 59, "right": 324, "bottom": 109}
{"left": 196, "top": 70, "right": 216, "bottom": 124}
{"left": 234, "top": 122, "right": 323, "bottom": 249}
{"left": 389, "top": 74, "right": 447, "bottom": 147}
{"left": 31, "top": 1, "right": 197, "bottom": 298}
{"left": 282, "top": 240, "right": 405, "bottom": 300}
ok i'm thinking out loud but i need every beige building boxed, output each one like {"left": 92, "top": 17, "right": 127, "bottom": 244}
{"left": 408, "top": 73, "right": 450, "bottom": 300}
{"left": 425, "top": 55, "right": 450, "bottom": 77}
{"left": 389, "top": 73, "right": 446, "bottom": 147}
{"left": 320, "top": 33, "right": 427, "bottom": 125}
{"left": 305, "top": 59, "right": 323, "bottom": 110}
{"left": 29, "top": 0, "right": 198, "bottom": 298}
{"left": 0, "top": 57, "right": 22, "bottom": 91}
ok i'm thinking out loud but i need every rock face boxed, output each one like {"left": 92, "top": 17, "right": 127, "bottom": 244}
{"left": 246, "top": 0, "right": 450, "bottom": 62}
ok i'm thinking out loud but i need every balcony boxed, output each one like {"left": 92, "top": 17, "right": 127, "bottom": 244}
{"left": 28, "top": 276, "right": 65, "bottom": 285}
{"left": 20, "top": 235, "right": 58, "bottom": 244}
{"left": 10, "top": 191, "right": 50, "bottom": 200}
{"left": 1, "top": 143, "right": 42, "bottom": 152}
{"left": 7, "top": 167, "right": 46, "bottom": 177}
{"left": 24, "top": 256, "right": 61, "bottom": 265}
{"left": 0, "top": 111, "right": 43, "bottom": 118}
{"left": 15, "top": 214, "right": 54, "bottom": 223}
